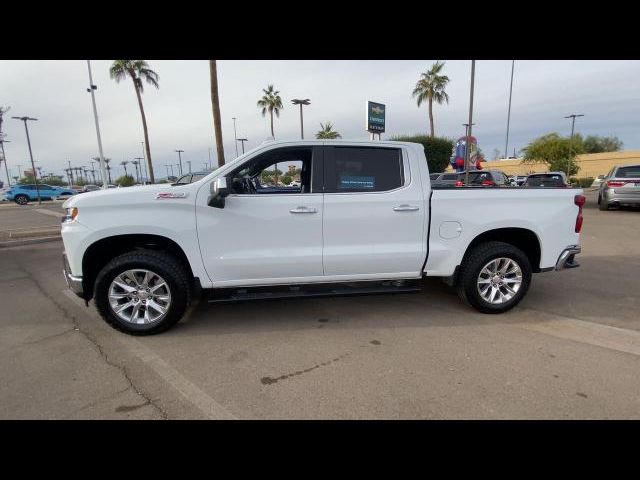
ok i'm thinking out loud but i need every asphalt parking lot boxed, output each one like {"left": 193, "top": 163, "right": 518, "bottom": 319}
{"left": 1, "top": 190, "right": 639, "bottom": 419}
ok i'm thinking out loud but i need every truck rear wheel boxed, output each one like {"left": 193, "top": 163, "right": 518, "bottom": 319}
{"left": 94, "top": 250, "right": 191, "bottom": 335}
{"left": 456, "top": 241, "right": 531, "bottom": 314}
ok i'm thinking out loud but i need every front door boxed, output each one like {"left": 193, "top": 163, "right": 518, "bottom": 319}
{"left": 321, "top": 145, "right": 426, "bottom": 278}
{"left": 197, "top": 145, "right": 325, "bottom": 286}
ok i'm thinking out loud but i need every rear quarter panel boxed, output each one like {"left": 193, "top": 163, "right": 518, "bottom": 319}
{"left": 426, "top": 188, "right": 582, "bottom": 276}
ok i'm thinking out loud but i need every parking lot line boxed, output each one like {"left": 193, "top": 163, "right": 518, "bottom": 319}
{"left": 62, "top": 290, "right": 238, "bottom": 420}
{"left": 516, "top": 308, "right": 640, "bottom": 357}
{"left": 34, "top": 208, "right": 64, "bottom": 218}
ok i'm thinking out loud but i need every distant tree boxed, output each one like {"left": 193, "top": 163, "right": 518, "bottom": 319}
{"left": 315, "top": 122, "right": 342, "bottom": 139}
{"left": 257, "top": 85, "right": 283, "bottom": 138}
{"left": 492, "top": 148, "right": 501, "bottom": 160}
{"left": 412, "top": 61, "right": 450, "bottom": 137}
{"left": 282, "top": 175, "right": 292, "bottom": 185}
{"left": 391, "top": 134, "right": 455, "bottom": 173}
{"left": 110, "top": 60, "right": 159, "bottom": 183}
{"left": 44, "top": 176, "right": 66, "bottom": 187}
{"left": 521, "top": 132, "right": 582, "bottom": 176}
{"left": 582, "top": 135, "right": 623, "bottom": 153}
{"left": 115, "top": 174, "right": 135, "bottom": 187}
{"left": 120, "top": 160, "right": 129, "bottom": 178}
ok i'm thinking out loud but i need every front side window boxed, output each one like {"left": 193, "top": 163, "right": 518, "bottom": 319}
{"left": 228, "top": 147, "right": 314, "bottom": 195}
{"left": 324, "top": 147, "right": 404, "bottom": 193}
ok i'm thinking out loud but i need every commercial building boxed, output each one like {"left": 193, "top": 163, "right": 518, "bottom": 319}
{"left": 446, "top": 151, "right": 640, "bottom": 178}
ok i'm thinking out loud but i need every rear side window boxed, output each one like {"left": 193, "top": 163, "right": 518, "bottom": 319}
{"left": 324, "top": 147, "right": 404, "bottom": 193}
{"left": 615, "top": 166, "right": 640, "bottom": 178}
{"left": 429, "top": 174, "right": 440, "bottom": 180}
{"left": 442, "top": 174, "right": 457, "bottom": 180}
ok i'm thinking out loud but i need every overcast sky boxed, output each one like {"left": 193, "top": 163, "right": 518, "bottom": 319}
{"left": 1, "top": 60, "right": 639, "bottom": 180}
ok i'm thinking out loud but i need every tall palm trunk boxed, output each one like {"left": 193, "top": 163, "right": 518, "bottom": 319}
{"left": 428, "top": 97, "right": 435, "bottom": 137}
{"left": 124, "top": 165, "right": 128, "bottom": 176}
{"left": 209, "top": 60, "right": 225, "bottom": 168}
{"left": 270, "top": 110, "right": 274, "bottom": 138}
{"left": 131, "top": 77, "right": 155, "bottom": 183}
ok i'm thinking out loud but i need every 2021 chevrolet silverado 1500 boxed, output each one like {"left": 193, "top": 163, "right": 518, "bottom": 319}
{"left": 61, "top": 140, "right": 584, "bottom": 335}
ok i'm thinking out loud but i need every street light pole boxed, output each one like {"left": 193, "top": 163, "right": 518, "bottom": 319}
{"left": 291, "top": 99, "right": 311, "bottom": 139}
{"left": 237, "top": 138, "right": 248, "bottom": 154}
{"left": 174, "top": 149, "right": 184, "bottom": 176}
{"left": 187, "top": 160, "right": 191, "bottom": 173}
{"left": 564, "top": 114, "right": 584, "bottom": 180}
{"left": 86, "top": 60, "right": 108, "bottom": 189}
{"left": 232, "top": 117, "right": 238, "bottom": 157}
{"left": 504, "top": 60, "right": 515, "bottom": 159}
{"left": 12, "top": 116, "right": 41, "bottom": 205}
{"left": 0, "top": 139, "right": 11, "bottom": 186}
{"left": 464, "top": 60, "right": 476, "bottom": 186}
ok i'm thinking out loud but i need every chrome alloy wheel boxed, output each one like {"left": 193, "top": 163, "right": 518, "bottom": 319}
{"left": 108, "top": 269, "right": 171, "bottom": 324}
{"left": 476, "top": 257, "right": 523, "bottom": 305}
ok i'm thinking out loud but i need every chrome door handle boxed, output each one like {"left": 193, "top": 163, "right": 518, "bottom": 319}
{"left": 290, "top": 206, "right": 318, "bottom": 214}
{"left": 393, "top": 205, "right": 419, "bottom": 212}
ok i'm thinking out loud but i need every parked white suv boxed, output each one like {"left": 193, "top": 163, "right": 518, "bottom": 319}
{"left": 61, "top": 140, "right": 584, "bottom": 335}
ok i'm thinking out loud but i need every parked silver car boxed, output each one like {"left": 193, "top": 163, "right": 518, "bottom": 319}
{"left": 429, "top": 172, "right": 460, "bottom": 188}
{"left": 598, "top": 164, "right": 640, "bottom": 210}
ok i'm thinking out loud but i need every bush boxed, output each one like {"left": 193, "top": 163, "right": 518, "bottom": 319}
{"left": 570, "top": 177, "right": 594, "bottom": 188}
{"left": 115, "top": 175, "right": 135, "bottom": 187}
{"left": 391, "top": 134, "right": 454, "bottom": 173}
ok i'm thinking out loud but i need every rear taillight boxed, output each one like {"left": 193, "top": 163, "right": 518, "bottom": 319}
{"left": 607, "top": 180, "right": 627, "bottom": 188}
{"left": 481, "top": 180, "right": 495, "bottom": 186}
{"left": 455, "top": 180, "right": 464, "bottom": 187}
{"left": 574, "top": 194, "right": 585, "bottom": 233}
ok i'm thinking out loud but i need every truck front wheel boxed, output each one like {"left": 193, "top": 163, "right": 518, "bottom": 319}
{"left": 456, "top": 241, "right": 532, "bottom": 314}
{"left": 94, "top": 250, "right": 191, "bottom": 335}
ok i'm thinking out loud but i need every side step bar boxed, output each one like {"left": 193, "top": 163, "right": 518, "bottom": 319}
{"left": 206, "top": 280, "right": 422, "bottom": 304}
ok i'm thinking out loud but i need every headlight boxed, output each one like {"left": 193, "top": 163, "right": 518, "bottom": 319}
{"left": 61, "top": 207, "right": 78, "bottom": 223}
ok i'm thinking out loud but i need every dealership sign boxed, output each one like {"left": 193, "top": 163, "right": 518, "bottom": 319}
{"left": 366, "top": 101, "right": 385, "bottom": 133}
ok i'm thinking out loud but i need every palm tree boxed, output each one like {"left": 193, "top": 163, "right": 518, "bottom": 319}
{"left": 103, "top": 158, "right": 112, "bottom": 184}
{"left": 109, "top": 60, "right": 159, "bottom": 183}
{"left": 131, "top": 160, "right": 140, "bottom": 183}
{"left": 257, "top": 85, "right": 283, "bottom": 138}
{"left": 315, "top": 122, "right": 342, "bottom": 139}
{"left": 209, "top": 60, "right": 225, "bottom": 167}
{"left": 120, "top": 160, "right": 129, "bottom": 178}
{"left": 412, "top": 61, "right": 450, "bottom": 137}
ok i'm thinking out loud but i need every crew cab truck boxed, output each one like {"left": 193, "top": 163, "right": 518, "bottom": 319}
{"left": 61, "top": 140, "right": 584, "bottom": 335}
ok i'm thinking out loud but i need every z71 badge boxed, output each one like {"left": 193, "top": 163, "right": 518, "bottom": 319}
{"left": 155, "top": 192, "right": 188, "bottom": 199}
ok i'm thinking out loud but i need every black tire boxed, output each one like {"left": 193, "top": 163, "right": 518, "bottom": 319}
{"left": 456, "top": 241, "right": 532, "bottom": 314}
{"left": 94, "top": 250, "right": 191, "bottom": 335}
{"left": 14, "top": 194, "right": 29, "bottom": 205}
{"left": 597, "top": 194, "right": 601, "bottom": 205}
{"left": 599, "top": 198, "right": 610, "bottom": 211}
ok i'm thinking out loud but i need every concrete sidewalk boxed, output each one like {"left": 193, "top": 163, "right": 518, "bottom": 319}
{"left": 0, "top": 203, "right": 64, "bottom": 246}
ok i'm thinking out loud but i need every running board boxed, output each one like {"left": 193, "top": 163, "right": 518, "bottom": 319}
{"left": 206, "top": 280, "right": 422, "bottom": 304}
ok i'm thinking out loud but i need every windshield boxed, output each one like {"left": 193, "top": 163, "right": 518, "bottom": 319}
{"left": 457, "top": 172, "right": 492, "bottom": 184}
{"left": 526, "top": 175, "right": 565, "bottom": 186}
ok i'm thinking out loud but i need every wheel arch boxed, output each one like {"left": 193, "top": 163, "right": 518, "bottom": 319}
{"left": 461, "top": 227, "right": 542, "bottom": 274}
{"left": 81, "top": 233, "right": 196, "bottom": 301}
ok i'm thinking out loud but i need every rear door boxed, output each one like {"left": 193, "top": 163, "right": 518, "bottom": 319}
{"left": 321, "top": 145, "right": 425, "bottom": 278}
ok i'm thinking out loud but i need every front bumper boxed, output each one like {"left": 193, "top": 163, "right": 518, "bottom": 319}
{"left": 555, "top": 245, "right": 581, "bottom": 270}
{"left": 62, "top": 252, "right": 84, "bottom": 298}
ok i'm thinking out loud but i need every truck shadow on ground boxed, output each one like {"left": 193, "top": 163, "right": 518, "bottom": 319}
{"left": 166, "top": 254, "right": 640, "bottom": 337}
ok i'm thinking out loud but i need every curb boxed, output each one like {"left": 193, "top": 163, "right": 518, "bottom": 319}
{"left": 0, "top": 235, "right": 62, "bottom": 249}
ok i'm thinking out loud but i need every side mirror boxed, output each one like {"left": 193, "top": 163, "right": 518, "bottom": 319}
{"left": 208, "top": 177, "right": 229, "bottom": 208}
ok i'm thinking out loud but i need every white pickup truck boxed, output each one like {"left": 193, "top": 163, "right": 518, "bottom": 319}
{"left": 61, "top": 140, "right": 584, "bottom": 335}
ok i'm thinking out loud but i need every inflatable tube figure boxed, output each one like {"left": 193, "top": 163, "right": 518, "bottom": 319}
{"left": 450, "top": 136, "right": 484, "bottom": 172}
